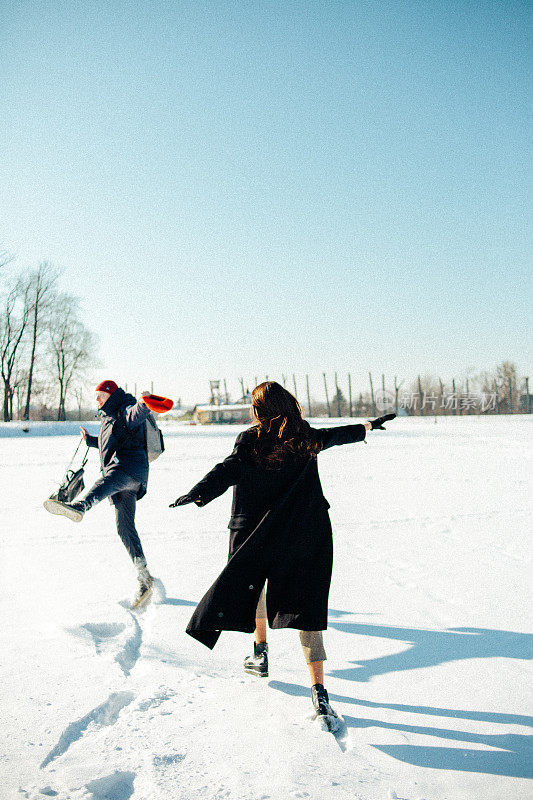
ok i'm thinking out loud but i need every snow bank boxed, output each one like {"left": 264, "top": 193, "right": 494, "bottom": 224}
{"left": 0, "top": 421, "right": 99, "bottom": 438}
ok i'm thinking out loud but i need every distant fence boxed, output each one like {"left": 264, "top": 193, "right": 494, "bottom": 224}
{"left": 193, "top": 372, "right": 533, "bottom": 418}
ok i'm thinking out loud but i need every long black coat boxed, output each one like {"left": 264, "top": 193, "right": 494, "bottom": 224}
{"left": 185, "top": 421, "right": 367, "bottom": 649}
{"left": 86, "top": 388, "right": 151, "bottom": 501}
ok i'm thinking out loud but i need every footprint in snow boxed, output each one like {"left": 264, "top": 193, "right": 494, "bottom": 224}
{"left": 81, "top": 623, "right": 127, "bottom": 654}
{"left": 152, "top": 753, "right": 185, "bottom": 766}
{"left": 40, "top": 691, "right": 135, "bottom": 769}
{"left": 67, "top": 608, "right": 142, "bottom": 678}
{"left": 135, "top": 685, "right": 177, "bottom": 713}
{"left": 85, "top": 770, "right": 135, "bottom": 800}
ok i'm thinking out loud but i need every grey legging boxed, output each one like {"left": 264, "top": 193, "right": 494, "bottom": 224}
{"left": 255, "top": 587, "right": 327, "bottom": 663}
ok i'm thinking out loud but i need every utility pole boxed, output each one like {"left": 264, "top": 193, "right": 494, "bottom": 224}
{"left": 293, "top": 374, "right": 298, "bottom": 399}
{"left": 394, "top": 376, "right": 404, "bottom": 414}
{"left": 452, "top": 379, "right": 457, "bottom": 414}
{"left": 369, "top": 372, "right": 376, "bottom": 416}
{"left": 418, "top": 375, "right": 424, "bottom": 416}
{"left": 348, "top": 373, "right": 353, "bottom": 417}
{"left": 306, "top": 374, "right": 312, "bottom": 417}
{"left": 323, "top": 373, "right": 331, "bottom": 417}
{"left": 335, "top": 372, "right": 341, "bottom": 417}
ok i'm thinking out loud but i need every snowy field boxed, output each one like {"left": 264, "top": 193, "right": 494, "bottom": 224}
{"left": 1, "top": 415, "right": 532, "bottom": 800}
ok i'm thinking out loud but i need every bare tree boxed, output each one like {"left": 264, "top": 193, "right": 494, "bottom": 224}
{"left": 73, "top": 386, "right": 84, "bottom": 421}
{"left": 394, "top": 376, "right": 404, "bottom": 413}
{"left": 49, "top": 295, "right": 96, "bottom": 421}
{"left": 23, "top": 262, "right": 59, "bottom": 419}
{"left": 408, "top": 373, "right": 441, "bottom": 415}
{"left": 332, "top": 384, "right": 348, "bottom": 416}
{"left": 10, "top": 367, "right": 27, "bottom": 420}
{"left": 0, "top": 249, "right": 14, "bottom": 271}
{"left": 495, "top": 360, "right": 520, "bottom": 413}
{"left": 0, "top": 278, "right": 32, "bottom": 421}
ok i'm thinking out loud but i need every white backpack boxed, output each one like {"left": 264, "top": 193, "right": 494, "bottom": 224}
{"left": 145, "top": 413, "right": 165, "bottom": 462}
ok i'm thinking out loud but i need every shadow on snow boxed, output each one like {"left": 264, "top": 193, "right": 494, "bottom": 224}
{"left": 270, "top": 680, "right": 532, "bottom": 778}
{"left": 152, "top": 578, "right": 197, "bottom": 607}
{"left": 326, "top": 621, "right": 532, "bottom": 682}
{"left": 268, "top": 616, "right": 533, "bottom": 779}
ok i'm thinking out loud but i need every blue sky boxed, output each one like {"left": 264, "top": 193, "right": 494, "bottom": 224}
{"left": 1, "top": 0, "right": 531, "bottom": 403}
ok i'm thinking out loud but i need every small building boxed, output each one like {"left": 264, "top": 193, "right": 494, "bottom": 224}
{"left": 192, "top": 403, "right": 252, "bottom": 424}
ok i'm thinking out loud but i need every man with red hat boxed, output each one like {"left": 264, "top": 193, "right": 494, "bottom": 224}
{"left": 45, "top": 379, "right": 155, "bottom": 608}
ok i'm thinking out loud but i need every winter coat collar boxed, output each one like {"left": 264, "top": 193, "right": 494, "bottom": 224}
{"left": 98, "top": 388, "right": 137, "bottom": 418}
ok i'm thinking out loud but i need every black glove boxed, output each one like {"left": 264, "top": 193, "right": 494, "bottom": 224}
{"left": 368, "top": 412, "right": 396, "bottom": 430}
{"left": 169, "top": 493, "right": 200, "bottom": 508}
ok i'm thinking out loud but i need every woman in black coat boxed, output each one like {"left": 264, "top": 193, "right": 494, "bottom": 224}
{"left": 171, "top": 381, "right": 395, "bottom": 719}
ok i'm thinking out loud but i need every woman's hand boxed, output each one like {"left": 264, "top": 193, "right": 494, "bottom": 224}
{"left": 364, "top": 422, "right": 372, "bottom": 431}
{"left": 139, "top": 391, "right": 150, "bottom": 405}
{"left": 80, "top": 427, "right": 89, "bottom": 440}
{"left": 368, "top": 413, "right": 396, "bottom": 430}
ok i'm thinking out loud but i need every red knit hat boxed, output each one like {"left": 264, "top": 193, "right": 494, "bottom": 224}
{"left": 95, "top": 379, "right": 118, "bottom": 395}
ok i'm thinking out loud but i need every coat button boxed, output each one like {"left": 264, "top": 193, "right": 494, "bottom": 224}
{"left": 218, "top": 612, "right": 224, "bottom": 617}
{"left": 249, "top": 585, "right": 254, "bottom": 590}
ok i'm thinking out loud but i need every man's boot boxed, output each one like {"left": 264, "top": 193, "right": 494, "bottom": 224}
{"left": 132, "top": 557, "right": 154, "bottom": 609}
{"left": 243, "top": 641, "right": 269, "bottom": 677}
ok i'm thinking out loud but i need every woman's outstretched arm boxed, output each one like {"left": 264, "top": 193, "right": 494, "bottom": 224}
{"left": 314, "top": 422, "right": 369, "bottom": 451}
{"left": 170, "top": 432, "right": 246, "bottom": 508}
{"left": 314, "top": 413, "right": 396, "bottom": 451}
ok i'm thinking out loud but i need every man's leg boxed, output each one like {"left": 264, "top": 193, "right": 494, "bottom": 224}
{"left": 44, "top": 471, "right": 139, "bottom": 521}
{"left": 114, "top": 490, "right": 153, "bottom": 608}
{"left": 81, "top": 471, "right": 140, "bottom": 510}
{"left": 114, "top": 490, "right": 145, "bottom": 563}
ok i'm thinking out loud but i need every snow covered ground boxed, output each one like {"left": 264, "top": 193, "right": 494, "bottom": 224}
{"left": 1, "top": 415, "right": 531, "bottom": 800}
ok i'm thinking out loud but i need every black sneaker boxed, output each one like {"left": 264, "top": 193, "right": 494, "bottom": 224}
{"left": 243, "top": 641, "right": 269, "bottom": 677}
{"left": 311, "top": 683, "right": 337, "bottom": 718}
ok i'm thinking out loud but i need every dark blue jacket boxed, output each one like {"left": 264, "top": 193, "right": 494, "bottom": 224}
{"left": 86, "top": 388, "right": 151, "bottom": 500}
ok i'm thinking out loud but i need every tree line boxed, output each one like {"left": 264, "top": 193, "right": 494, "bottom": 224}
{"left": 0, "top": 253, "right": 98, "bottom": 421}
{"left": 2, "top": 248, "right": 529, "bottom": 423}
{"left": 208, "top": 361, "right": 531, "bottom": 418}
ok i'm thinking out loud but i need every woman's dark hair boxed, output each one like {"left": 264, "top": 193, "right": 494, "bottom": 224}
{"left": 249, "top": 381, "right": 320, "bottom": 468}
